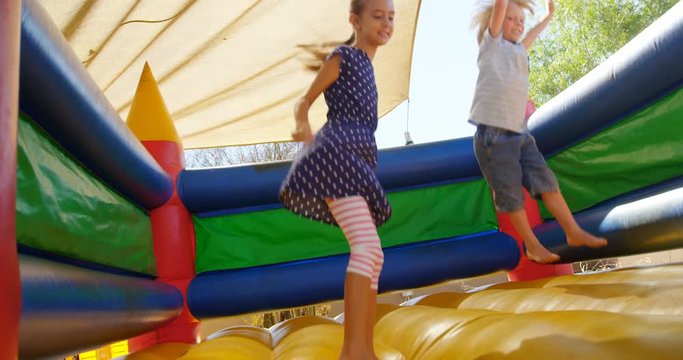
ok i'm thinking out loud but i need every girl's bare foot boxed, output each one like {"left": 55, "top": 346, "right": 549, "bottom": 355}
{"left": 525, "top": 242, "right": 560, "bottom": 264}
{"left": 339, "top": 349, "right": 377, "bottom": 360}
{"left": 567, "top": 228, "right": 608, "bottom": 248}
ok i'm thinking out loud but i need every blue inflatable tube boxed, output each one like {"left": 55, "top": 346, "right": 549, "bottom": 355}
{"left": 179, "top": 137, "right": 481, "bottom": 215}
{"left": 537, "top": 176, "right": 683, "bottom": 263}
{"left": 188, "top": 230, "right": 520, "bottom": 318}
{"left": 19, "top": 254, "right": 183, "bottom": 359}
{"left": 529, "top": 3, "right": 683, "bottom": 155}
{"left": 179, "top": 161, "right": 291, "bottom": 215}
{"left": 19, "top": 0, "right": 172, "bottom": 210}
{"left": 376, "top": 137, "right": 481, "bottom": 190}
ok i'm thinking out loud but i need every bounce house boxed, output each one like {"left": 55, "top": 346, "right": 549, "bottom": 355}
{"left": 2, "top": 1, "right": 683, "bottom": 359}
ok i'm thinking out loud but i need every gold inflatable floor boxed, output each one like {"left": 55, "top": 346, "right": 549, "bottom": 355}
{"left": 119, "top": 263, "right": 683, "bottom": 359}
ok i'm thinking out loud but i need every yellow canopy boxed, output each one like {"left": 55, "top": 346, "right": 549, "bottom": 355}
{"left": 40, "top": 1, "right": 421, "bottom": 149}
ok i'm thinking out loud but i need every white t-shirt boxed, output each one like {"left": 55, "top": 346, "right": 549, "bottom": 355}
{"left": 469, "top": 29, "right": 529, "bottom": 133}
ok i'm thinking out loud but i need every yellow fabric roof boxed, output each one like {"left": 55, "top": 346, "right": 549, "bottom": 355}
{"left": 40, "top": 1, "right": 421, "bottom": 149}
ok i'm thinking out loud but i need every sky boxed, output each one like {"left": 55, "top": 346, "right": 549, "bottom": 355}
{"left": 374, "top": 2, "right": 480, "bottom": 149}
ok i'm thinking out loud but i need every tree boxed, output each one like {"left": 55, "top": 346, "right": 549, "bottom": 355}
{"left": 184, "top": 142, "right": 303, "bottom": 168}
{"left": 529, "top": 0, "right": 679, "bottom": 106}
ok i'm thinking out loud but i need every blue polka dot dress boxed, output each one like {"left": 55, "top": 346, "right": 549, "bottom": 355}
{"left": 279, "top": 45, "right": 392, "bottom": 227}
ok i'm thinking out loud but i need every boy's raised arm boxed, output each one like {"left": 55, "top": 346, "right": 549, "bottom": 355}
{"left": 522, "top": 0, "right": 554, "bottom": 50}
{"left": 489, "top": 0, "right": 509, "bottom": 38}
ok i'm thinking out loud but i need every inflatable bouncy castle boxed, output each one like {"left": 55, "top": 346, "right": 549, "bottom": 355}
{"left": 2, "top": 1, "right": 683, "bottom": 358}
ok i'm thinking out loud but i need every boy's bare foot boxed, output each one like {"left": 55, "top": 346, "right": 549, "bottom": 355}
{"left": 525, "top": 242, "right": 560, "bottom": 264}
{"left": 567, "top": 228, "right": 608, "bottom": 248}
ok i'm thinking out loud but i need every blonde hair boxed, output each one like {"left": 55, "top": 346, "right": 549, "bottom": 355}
{"left": 299, "top": 0, "right": 369, "bottom": 71}
{"left": 472, "top": 0, "right": 535, "bottom": 43}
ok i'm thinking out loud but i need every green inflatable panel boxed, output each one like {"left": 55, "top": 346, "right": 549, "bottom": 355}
{"left": 541, "top": 86, "right": 683, "bottom": 218}
{"left": 15, "top": 115, "right": 156, "bottom": 275}
{"left": 195, "top": 179, "right": 496, "bottom": 273}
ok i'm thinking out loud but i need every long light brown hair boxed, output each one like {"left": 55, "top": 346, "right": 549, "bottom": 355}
{"left": 472, "top": 0, "right": 535, "bottom": 43}
{"left": 299, "top": 0, "right": 369, "bottom": 71}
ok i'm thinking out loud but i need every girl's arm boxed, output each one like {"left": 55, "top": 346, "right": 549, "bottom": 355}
{"left": 522, "top": 0, "right": 554, "bottom": 50}
{"left": 489, "top": 0, "right": 508, "bottom": 38}
{"left": 292, "top": 54, "right": 342, "bottom": 142}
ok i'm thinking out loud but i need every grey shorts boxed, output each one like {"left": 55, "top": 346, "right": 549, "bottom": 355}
{"left": 473, "top": 124, "right": 559, "bottom": 212}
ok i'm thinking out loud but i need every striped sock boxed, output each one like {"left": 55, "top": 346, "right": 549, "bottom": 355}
{"left": 327, "top": 196, "right": 384, "bottom": 290}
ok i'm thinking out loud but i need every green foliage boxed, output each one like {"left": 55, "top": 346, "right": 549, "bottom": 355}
{"left": 529, "top": 0, "right": 679, "bottom": 105}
